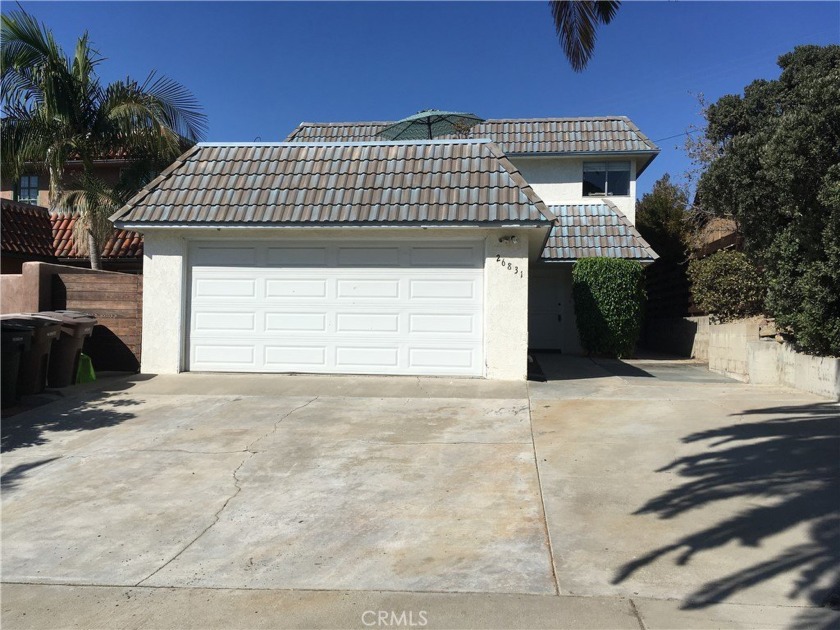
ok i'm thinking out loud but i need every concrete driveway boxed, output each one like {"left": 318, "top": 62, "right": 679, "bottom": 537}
{"left": 2, "top": 358, "right": 838, "bottom": 629}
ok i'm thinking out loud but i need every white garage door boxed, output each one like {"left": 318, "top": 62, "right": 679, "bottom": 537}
{"left": 187, "top": 240, "right": 484, "bottom": 376}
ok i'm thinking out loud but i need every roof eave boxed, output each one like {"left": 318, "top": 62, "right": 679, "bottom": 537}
{"left": 114, "top": 220, "right": 553, "bottom": 231}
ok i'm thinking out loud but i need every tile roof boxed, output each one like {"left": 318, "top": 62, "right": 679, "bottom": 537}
{"left": 542, "top": 201, "right": 658, "bottom": 261}
{"left": 112, "top": 140, "right": 555, "bottom": 225}
{"left": 285, "top": 117, "right": 659, "bottom": 156}
{"left": 51, "top": 213, "right": 143, "bottom": 259}
{"left": 1, "top": 199, "right": 56, "bottom": 258}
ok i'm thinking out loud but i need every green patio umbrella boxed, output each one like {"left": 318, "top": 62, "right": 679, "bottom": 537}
{"left": 378, "top": 109, "right": 484, "bottom": 141}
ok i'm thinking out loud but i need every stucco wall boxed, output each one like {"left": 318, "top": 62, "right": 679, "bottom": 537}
{"left": 509, "top": 156, "right": 637, "bottom": 224}
{"left": 140, "top": 227, "right": 533, "bottom": 380}
{"left": 140, "top": 232, "right": 187, "bottom": 374}
{"left": 483, "top": 229, "right": 529, "bottom": 379}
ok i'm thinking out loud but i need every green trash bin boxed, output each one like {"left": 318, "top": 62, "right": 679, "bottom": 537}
{"left": 39, "top": 310, "right": 97, "bottom": 388}
{"left": 1, "top": 314, "right": 62, "bottom": 395}
{"left": 1, "top": 322, "right": 33, "bottom": 408}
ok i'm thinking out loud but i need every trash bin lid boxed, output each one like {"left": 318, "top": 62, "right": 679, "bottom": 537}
{"left": 1, "top": 313, "right": 63, "bottom": 328}
{"left": 37, "top": 310, "right": 97, "bottom": 337}
{"left": 38, "top": 310, "right": 98, "bottom": 325}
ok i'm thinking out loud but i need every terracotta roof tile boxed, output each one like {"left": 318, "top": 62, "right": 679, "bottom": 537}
{"left": 50, "top": 213, "right": 143, "bottom": 259}
{"left": 1, "top": 200, "right": 56, "bottom": 258}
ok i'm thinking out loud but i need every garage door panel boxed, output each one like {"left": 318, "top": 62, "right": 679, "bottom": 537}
{"left": 264, "top": 345, "right": 327, "bottom": 367}
{"left": 265, "top": 279, "right": 327, "bottom": 299}
{"left": 191, "top": 246, "right": 257, "bottom": 267}
{"left": 193, "top": 312, "right": 256, "bottom": 332}
{"left": 410, "top": 246, "right": 478, "bottom": 267}
{"left": 336, "top": 312, "right": 400, "bottom": 333}
{"left": 194, "top": 278, "right": 256, "bottom": 298}
{"left": 265, "top": 312, "right": 327, "bottom": 332}
{"left": 409, "top": 313, "right": 477, "bottom": 334}
{"left": 188, "top": 240, "right": 484, "bottom": 376}
{"left": 193, "top": 344, "right": 256, "bottom": 366}
{"left": 336, "top": 279, "right": 400, "bottom": 299}
{"left": 337, "top": 246, "right": 401, "bottom": 267}
{"left": 410, "top": 279, "right": 476, "bottom": 299}
{"left": 336, "top": 346, "right": 400, "bottom": 368}
{"left": 265, "top": 247, "right": 327, "bottom": 267}
{"left": 409, "top": 347, "right": 475, "bottom": 369}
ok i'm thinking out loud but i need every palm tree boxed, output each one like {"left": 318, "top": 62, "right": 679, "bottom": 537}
{"left": 1, "top": 10, "right": 207, "bottom": 269}
{"left": 549, "top": 0, "right": 621, "bottom": 72}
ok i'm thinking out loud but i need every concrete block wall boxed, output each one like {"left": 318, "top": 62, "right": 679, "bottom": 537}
{"left": 707, "top": 317, "right": 763, "bottom": 382}
{"left": 643, "top": 314, "right": 839, "bottom": 400}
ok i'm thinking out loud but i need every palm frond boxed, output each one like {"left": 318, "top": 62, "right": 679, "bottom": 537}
{"left": 549, "top": 0, "right": 620, "bottom": 72}
{"left": 139, "top": 71, "right": 208, "bottom": 142}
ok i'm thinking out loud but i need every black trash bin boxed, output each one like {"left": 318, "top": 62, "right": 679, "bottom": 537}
{"left": 1, "top": 314, "right": 63, "bottom": 395}
{"left": 2, "top": 322, "right": 33, "bottom": 408}
{"left": 39, "top": 310, "right": 98, "bottom": 388}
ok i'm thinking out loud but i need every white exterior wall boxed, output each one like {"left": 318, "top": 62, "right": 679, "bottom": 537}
{"left": 510, "top": 156, "right": 638, "bottom": 225}
{"left": 484, "top": 228, "right": 530, "bottom": 380}
{"left": 141, "top": 232, "right": 187, "bottom": 374}
{"left": 140, "top": 227, "right": 533, "bottom": 380}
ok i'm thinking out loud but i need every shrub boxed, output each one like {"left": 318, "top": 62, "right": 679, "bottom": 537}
{"left": 572, "top": 258, "right": 646, "bottom": 358}
{"left": 687, "top": 250, "right": 766, "bottom": 322}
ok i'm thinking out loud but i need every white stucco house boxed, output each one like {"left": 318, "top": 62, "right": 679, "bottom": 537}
{"left": 111, "top": 117, "right": 658, "bottom": 381}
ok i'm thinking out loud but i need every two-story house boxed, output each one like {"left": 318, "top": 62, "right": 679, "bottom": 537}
{"left": 110, "top": 117, "right": 658, "bottom": 380}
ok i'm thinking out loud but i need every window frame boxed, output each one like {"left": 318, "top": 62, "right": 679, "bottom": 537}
{"left": 15, "top": 174, "right": 40, "bottom": 205}
{"left": 582, "top": 161, "right": 631, "bottom": 197}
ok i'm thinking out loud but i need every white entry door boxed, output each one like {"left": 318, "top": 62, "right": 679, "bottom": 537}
{"left": 187, "top": 240, "right": 484, "bottom": 376}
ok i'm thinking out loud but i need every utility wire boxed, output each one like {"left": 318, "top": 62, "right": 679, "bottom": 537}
{"left": 652, "top": 129, "right": 701, "bottom": 143}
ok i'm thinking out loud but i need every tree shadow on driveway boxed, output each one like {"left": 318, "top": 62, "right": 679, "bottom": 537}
{"left": 1, "top": 395, "right": 141, "bottom": 453}
{"left": 612, "top": 401, "right": 840, "bottom": 625}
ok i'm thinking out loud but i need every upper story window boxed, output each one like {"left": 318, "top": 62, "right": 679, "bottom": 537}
{"left": 583, "top": 161, "right": 630, "bottom": 197}
{"left": 15, "top": 174, "right": 40, "bottom": 204}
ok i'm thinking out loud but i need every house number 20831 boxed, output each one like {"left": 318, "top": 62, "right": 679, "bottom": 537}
{"left": 496, "top": 254, "right": 524, "bottom": 278}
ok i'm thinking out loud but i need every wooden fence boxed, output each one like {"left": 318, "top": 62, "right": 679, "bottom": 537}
{"left": 645, "top": 232, "right": 744, "bottom": 319}
{"left": 52, "top": 272, "right": 142, "bottom": 372}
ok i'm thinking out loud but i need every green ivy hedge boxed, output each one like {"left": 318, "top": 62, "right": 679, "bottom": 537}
{"left": 687, "top": 251, "right": 766, "bottom": 323}
{"left": 572, "top": 258, "right": 646, "bottom": 358}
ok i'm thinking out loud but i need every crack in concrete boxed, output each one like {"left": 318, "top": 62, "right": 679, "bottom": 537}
{"left": 629, "top": 598, "right": 648, "bottom": 630}
{"left": 526, "top": 396, "right": 561, "bottom": 596}
{"left": 134, "top": 396, "right": 319, "bottom": 587}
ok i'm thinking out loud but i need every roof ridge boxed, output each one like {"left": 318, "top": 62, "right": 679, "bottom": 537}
{"left": 195, "top": 139, "right": 493, "bottom": 148}
{"left": 486, "top": 142, "right": 554, "bottom": 223}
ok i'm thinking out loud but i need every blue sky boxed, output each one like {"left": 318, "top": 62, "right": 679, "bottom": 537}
{"left": 13, "top": 1, "right": 840, "bottom": 198}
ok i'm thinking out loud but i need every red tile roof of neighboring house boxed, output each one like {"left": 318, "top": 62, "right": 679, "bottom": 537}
{"left": 50, "top": 213, "right": 143, "bottom": 259}
{"left": 1, "top": 199, "right": 56, "bottom": 258}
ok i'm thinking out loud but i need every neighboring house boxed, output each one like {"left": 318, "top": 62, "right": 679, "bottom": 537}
{"left": 51, "top": 214, "right": 143, "bottom": 273}
{"left": 111, "top": 116, "right": 658, "bottom": 381}
{"left": 1, "top": 200, "right": 57, "bottom": 273}
{"left": 0, "top": 199, "right": 143, "bottom": 274}
{"left": 0, "top": 153, "right": 129, "bottom": 209}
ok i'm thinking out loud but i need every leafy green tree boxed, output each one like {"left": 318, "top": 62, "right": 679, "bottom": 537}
{"left": 695, "top": 45, "right": 840, "bottom": 355}
{"left": 1, "top": 11, "right": 207, "bottom": 269}
{"left": 635, "top": 174, "right": 690, "bottom": 263}
{"left": 549, "top": 1, "right": 620, "bottom": 72}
